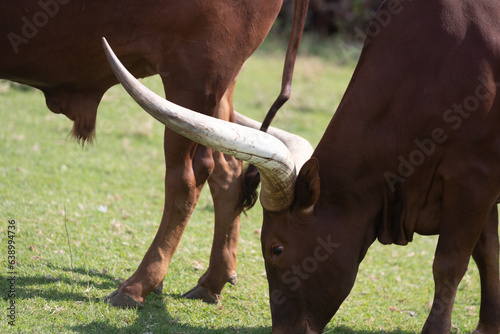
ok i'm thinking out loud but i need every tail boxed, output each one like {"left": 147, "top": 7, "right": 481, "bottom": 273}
{"left": 238, "top": 0, "right": 309, "bottom": 212}
{"left": 259, "top": 0, "right": 309, "bottom": 132}
{"left": 239, "top": 164, "right": 261, "bottom": 212}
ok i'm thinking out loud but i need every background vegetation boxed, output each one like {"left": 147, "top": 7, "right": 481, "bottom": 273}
{"left": 278, "top": 0, "right": 384, "bottom": 37}
{"left": 0, "top": 30, "right": 494, "bottom": 334}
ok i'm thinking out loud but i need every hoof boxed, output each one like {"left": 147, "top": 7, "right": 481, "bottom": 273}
{"left": 472, "top": 326, "right": 500, "bottom": 334}
{"left": 227, "top": 275, "right": 237, "bottom": 285}
{"left": 182, "top": 285, "right": 220, "bottom": 304}
{"left": 104, "top": 289, "right": 144, "bottom": 309}
{"left": 153, "top": 282, "right": 163, "bottom": 295}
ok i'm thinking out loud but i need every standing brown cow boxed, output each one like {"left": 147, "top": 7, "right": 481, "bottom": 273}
{"left": 0, "top": 0, "right": 309, "bottom": 308}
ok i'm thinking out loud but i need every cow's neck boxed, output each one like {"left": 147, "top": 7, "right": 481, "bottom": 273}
{"left": 312, "top": 129, "right": 381, "bottom": 263}
{"left": 312, "top": 79, "right": 409, "bottom": 260}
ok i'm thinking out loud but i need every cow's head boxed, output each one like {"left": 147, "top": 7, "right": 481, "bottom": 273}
{"left": 259, "top": 157, "right": 361, "bottom": 333}
{"left": 103, "top": 38, "right": 355, "bottom": 333}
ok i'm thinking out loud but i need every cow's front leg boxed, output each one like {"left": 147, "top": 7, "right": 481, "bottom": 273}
{"left": 472, "top": 206, "right": 500, "bottom": 334}
{"left": 422, "top": 183, "right": 493, "bottom": 334}
{"left": 105, "top": 130, "right": 214, "bottom": 308}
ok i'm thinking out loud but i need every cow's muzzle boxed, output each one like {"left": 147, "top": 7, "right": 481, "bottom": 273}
{"left": 272, "top": 319, "right": 319, "bottom": 334}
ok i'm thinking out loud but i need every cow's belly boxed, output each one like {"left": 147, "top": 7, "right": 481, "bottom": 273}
{"left": 409, "top": 177, "right": 444, "bottom": 237}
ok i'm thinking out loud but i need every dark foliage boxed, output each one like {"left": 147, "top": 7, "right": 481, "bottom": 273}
{"left": 278, "top": 0, "right": 384, "bottom": 38}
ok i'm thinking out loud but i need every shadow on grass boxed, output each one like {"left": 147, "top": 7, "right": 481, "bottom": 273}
{"left": 67, "top": 291, "right": 418, "bottom": 334}
{"left": 1, "top": 264, "right": 417, "bottom": 334}
{"left": 325, "top": 327, "right": 416, "bottom": 334}
{"left": 0, "top": 263, "right": 120, "bottom": 303}
{"left": 70, "top": 295, "right": 272, "bottom": 334}
{"left": 68, "top": 300, "right": 419, "bottom": 334}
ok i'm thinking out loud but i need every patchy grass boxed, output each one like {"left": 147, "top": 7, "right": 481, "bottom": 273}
{"left": 0, "top": 35, "right": 495, "bottom": 333}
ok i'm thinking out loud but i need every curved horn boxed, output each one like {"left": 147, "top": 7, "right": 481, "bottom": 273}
{"left": 234, "top": 111, "right": 313, "bottom": 171}
{"left": 102, "top": 37, "right": 297, "bottom": 212}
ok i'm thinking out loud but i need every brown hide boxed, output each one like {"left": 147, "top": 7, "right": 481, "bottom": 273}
{"left": 1, "top": 0, "right": 293, "bottom": 309}
{"left": 261, "top": 0, "right": 500, "bottom": 333}
{"left": 0, "top": 0, "right": 280, "bottom": 142}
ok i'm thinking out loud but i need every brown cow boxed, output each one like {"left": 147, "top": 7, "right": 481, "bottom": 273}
{"left": 104, "top": 0, "right": 500, "bottom": 332}
{"left": 0, "top": 0, "right": 310, "bottom": 308}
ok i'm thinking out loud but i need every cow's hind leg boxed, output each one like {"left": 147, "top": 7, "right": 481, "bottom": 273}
{"left": 105, "top": 130, "right": 214, "bottom": 308}
{"left": 105, "top": 65, "right": 222, "bottom": 306}
{"left": 422, "top": 182, "right": 494, "bottom": 334}
{"left": 472, "top": 206, "right": 500, "bottom": 334}
{"left": 182, "top": 151, "right": 242, "bottom": 302}
{"left": 183, "top": 83, "right": 242, "bottom": 302}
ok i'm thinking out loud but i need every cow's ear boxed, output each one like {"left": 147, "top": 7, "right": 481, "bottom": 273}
{"left": 293, "top": 158, "right": 320, "bottom": 215}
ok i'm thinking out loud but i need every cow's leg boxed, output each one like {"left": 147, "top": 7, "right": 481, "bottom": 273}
{"left": 105, "top": 75, "right": 227, "bottom": 307}
{"left": 472, "top": 206, "right": 500, "bottom": 334}
{"left": 182, "top": 83, "right": 243, "bottom": 302}
{"left": 422, "top": 183, "right": 492, "bottom": 334}
{"left": 105, "top": 130, "right": 214, "bottom": 308}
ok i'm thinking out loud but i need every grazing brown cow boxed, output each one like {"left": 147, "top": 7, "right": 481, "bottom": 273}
{"left": 104, "top": 0, "right": 500, "bottom": 332}
{"left": 0, "top": 0, "right": 310, "bottom": 308}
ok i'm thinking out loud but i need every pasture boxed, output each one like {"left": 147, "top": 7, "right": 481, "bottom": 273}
{"left": 0, "top": 35, "right": 494, "bottom": 333}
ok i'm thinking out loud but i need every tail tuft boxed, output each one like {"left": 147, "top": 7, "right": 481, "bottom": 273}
{"left": 239, "top": 164, "right": 261, "bottom": 213}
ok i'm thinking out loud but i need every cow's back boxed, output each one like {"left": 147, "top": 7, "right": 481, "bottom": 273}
{"left": 0, "top": 0, "right": 282, "bottom": 141}
{"left": 0, "top": 0, "right": 281, "bottom": 89}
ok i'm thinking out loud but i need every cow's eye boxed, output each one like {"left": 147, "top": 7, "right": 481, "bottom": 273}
{"left": 272, "top": 245, "right": 284, "bottom": 255}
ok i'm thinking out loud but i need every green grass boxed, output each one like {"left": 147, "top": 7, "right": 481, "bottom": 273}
{"left": 0, "top": 35, "right": 496, "bottom": 333}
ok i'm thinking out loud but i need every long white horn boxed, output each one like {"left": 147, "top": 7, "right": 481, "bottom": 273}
{"left": 102, "top": 37, "right": 296, "bottom": 212}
